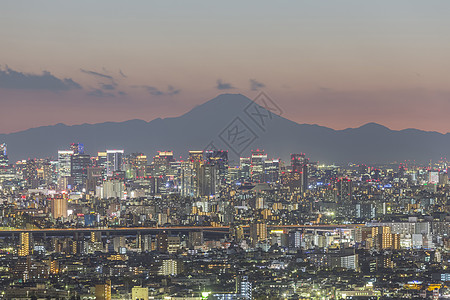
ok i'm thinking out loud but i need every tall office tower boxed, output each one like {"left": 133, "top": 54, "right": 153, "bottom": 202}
{"left": 58, "top": 150, "right": 74, "bottom": 177}
{"left": 70, "top": 143, "right": 84, "bottom": 155}
{"left": 189, "top": 150, "right": 204, "bottom": 196}
{"left": 189, "top": 150, "right": 203, "bottom": 163}
{"left": 204, "top": 150, "right": 228, "bottom": 184}
{"left": 428, "top": 171, "right": 439, "bottom": 184}
{"left": 290, "top": 153, "right": 309, "bottom": 193}
{"left": 126, "top": 153, "right": 147, "bottom": 178}
{"left": 250, "top": 149, "right": 267, "bottom": 183}
{"left": 35, "top": 159, "right": 52, "bottom": 186}
{"left": 96, "top": 152, "right": 107, "bottom": 168}
{"left": 24, "top": 159, "right": 38, "bottom": 188}
{"left": 50, "top": 196, "right": 68, "bottom": 219}
{"left": 71, "top": 152, "right": 91, "bottom": 189}
{"left": 264, "top": 159, "right": 280, "bottom": 183}
{"left": 0, "top": 143, "right": 8, "bottom": 167}
{"left": 199, "top": 163, "right": 218, "bottom": 197}
{"left": 250, "top": 220, "right": 267, "bottom": 247}
{"left": 153, "top": 151, "right": 174, "bottom": 177}
{"left": 95, "top": 280, "right": 112, "bottom": 300}
{"left": 337, "top": 178, "right": 353, "bottom": 203}
{"left": 86, "top": 167, "right": 103, "bottom": 192}
{"left": 18, "top": 232, "right": 30, "bottom": 256}
{"left": 180, "top": 161, "right": 196, "bottom": 197}
{"left": 106, "top": 150, "right": 124, "bottom": 176}
{"left": 240, "top": 157, "right": 251, "bottom": 180}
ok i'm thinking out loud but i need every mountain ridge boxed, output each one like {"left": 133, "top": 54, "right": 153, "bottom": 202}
{"left": 0, "top": 93, "right": 448, "bottom": 164}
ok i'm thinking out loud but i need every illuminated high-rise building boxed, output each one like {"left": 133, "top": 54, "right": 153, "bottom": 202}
{"left": 153, "top": 151, "right": 174, "bottom": 177}
{"left": 71, "top": 152, "right": 91, "bottom": 189}
{"left": 289, "top": 153, "right": 309, "bottom": 193}
{"left": 96, "top": 151, "right": 107, "bottom": 168}
{"left": 58, "top": 150, "right": 74, "bottom": 177}
{"left": 337, "top": 178, "right": 353, "bottom": 203}
{"left": 239, "top": 157, "right": 251, "bottom": 179}
{"left": 126, "top": 153, "right": 147, "bottom": 178}
{"left": 180, "top": 161, "right": 196, "bottom": 197}
{"left": 182, "top": 150, "right": 203, "bottom": 197}
{"left": 36, "top": 159, "right": 52, "bottom": 186}
{"left": 250, "top": 220, "right": 267, "bottom": 247}
{"left": 87, "top": 167, "right": 103, "bottom": 192}
{"left": 106, "top": 150, "right": 124, "bottom": 176}
{"left": 18, "top": 232, "right": 30, "bottom": 256}
{"left": 24, "top": 159, "right": 38, "bottom": 188}
{"left": 264, "top": 159, "right": 280, "bottom": 183}
{"left": 159, "top": 259, "right": 183, "bottom": 276}
{"left": 95, "top": 280, "right": 112, "bottom": 300}
{"left": 0, "top": 143, "right": 8, "bottom": 167}
{"left": 70, "top": 143, "right": 84, "bottom": 155}
{"left": 250, "top": 149, "right": 267, "bottom": 183}
{"left": 199, "top": 163, "right": 218, "bottom": 196}
{"left": 50, "top": 196, "right": 68, "bottom": 219}
{"left": 205, "top": 150, "right": 228, "bottom": 184}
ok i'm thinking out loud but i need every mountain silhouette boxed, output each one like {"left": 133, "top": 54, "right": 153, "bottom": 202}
{"left": 0, "top": 93, "right": 448, "bottom": 164}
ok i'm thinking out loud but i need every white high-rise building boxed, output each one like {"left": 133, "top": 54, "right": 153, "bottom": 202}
{"left": 106, "top": 150, "right": 124, "bottom": 176}
{"left": 58, "top": 150, "right": 73, "bottom": 177}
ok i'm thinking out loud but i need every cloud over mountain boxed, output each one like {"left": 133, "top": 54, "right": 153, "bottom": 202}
{"left": 216, "top": 79, "right": 234, "bottom": 90}
{"left": 0, "top": 66, "right": 81, "bottom": 91}
{"left": 250, "top": 79, "right": 265, "bottom": 91}
{"left": 80, "top": 69, "right": 113, "bottom": 80}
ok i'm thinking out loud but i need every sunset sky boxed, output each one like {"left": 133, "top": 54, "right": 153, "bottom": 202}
{"left": 1, "top": 1, "right": 450, "bottom": 134}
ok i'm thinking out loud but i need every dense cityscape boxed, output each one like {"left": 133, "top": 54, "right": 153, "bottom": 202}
{"left": 0, "top": 142, "right": 448, "bottom": 299}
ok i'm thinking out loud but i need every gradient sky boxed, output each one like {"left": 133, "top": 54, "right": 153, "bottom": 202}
{"left": 1, "top": 1, "right": 450, "bottom": 134}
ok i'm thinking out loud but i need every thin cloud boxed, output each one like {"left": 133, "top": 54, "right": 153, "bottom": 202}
{"left": 87, "top": 89, "right": 115, "bottom": 97}
{"left": 167, "top": 85, "right": 181, "bottom": 95}
{"left": 133, "top": 84, "right": 181, "bottom": 96}
{"left": 80, "top": 69, "right": 113, "bottom": 80}
{"left": 216, "top": 79, "right": 234, "bottom": 90}
{"left": 250, "top": 79, "right": 265, "bottom": 91}
{"left": 100, "top": 83, "right": 116, "bottom": 90}
{"left": 119, "top": 70, "right": 127, "bottom": 78}
{"left": 0, "top": 66, "right": 81, "bottom": 91}
{"left": 141, "top": 85, "right": 163, "bottom": 96}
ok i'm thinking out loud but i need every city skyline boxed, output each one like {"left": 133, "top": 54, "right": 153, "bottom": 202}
{"left": 2, "top": 1, "right": 450, "bottom": 133}
{"left": 1, "top": 2, "right": 450, "bottom": 299}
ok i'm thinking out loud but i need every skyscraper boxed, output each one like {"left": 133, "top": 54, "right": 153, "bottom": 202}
{"left": 250, "top": 149, "right": 267, "bottom": 183}
{"left": 205, "top": 150, "right": 228, "bottom": 184}
{"left": 153, "top": 151, "right": 174, "bottom": 177}
{"left": 289, "top": 153, "right": 309, "bottom": 193}
{"left": 0, "top": 143, "right": 8, "bottom": 167}
{"left": 180, "top": 161, "right": 196, "bottom": 197}
{"left": 199, "top": 163, "right": 218, "bottom": 196}
{"left": 24, "top": 159, "right": 40, "bottom": 188}
{"left": 250, "top": 220, "right": 267, "bottom": 247}
{"left": 58, "top": 150, "right": 74, "bottom": 177}
{"left": 51, "top": 196, "right": 68, "bottom": 219}
{"left": 106, "top": 150, "right": 124, "bottom": 176}
{"left": 70, "top": 143, "right": 85, "bottom": 155}
{"left": 18, "top": 232, "right": 30, "bottom": 256}
{"left": 71, "top": 152, "right": 91, "bottom": 189}
{"left": 127, "top": 153, "right": 147, "bottom": 178}
{"left": 264, "top": 159, "right": 280, "bottom": 183}
{"left": 240, "top": 157, "right": 251, "bottom": 180}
